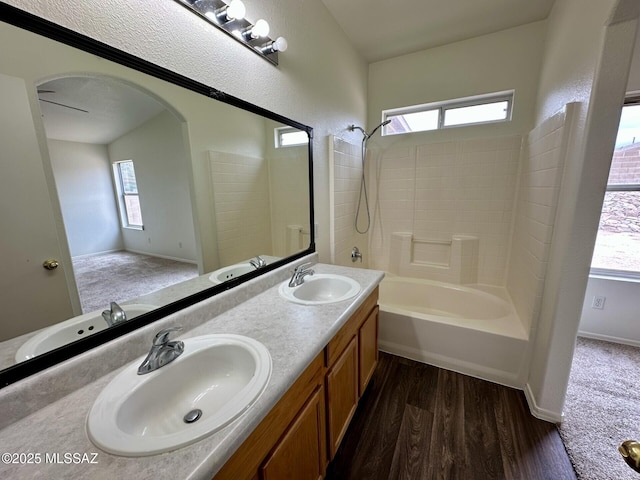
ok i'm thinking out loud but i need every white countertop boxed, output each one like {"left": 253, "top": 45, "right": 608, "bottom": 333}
{"left": 0, "top": 262, "right": 383, "bottom": 480}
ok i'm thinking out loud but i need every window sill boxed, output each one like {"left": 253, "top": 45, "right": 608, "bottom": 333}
{"left": 123, "top": 225, "right": 144, "bottom": 231}
{"left": 589, "top": 269, "right": 640, "bottom": 283}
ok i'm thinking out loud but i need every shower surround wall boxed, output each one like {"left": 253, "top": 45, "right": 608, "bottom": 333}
{"left": 209, "top": 151, "right": 273, "bottom": 266}
{"left": 368, "top": 135, "right": 522, "bottom": 285}
{"left": 330, "top": 136, "right": 369, "bottom": 267}
{"left": 506, "top": 105, "right": 574, "bottom": 334}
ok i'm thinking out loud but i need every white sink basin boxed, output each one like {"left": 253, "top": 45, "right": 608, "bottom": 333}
{"left": 14, "top": 304, "right": 157, "bottom": 362}
{"left": 279, "top": 274, "right": 361, "bottom": 305}
{"left": 87, "top": 334, "right": 271, "bottom": 456}
{"left": 208, "top": 263, "right": 255, "bottom": 284}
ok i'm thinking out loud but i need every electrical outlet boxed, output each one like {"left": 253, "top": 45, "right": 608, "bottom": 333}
{"left": 592, "top": 296, "right": 606, "bottom": 310}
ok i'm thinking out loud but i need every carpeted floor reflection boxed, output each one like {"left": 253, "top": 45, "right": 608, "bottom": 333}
{"left": 72, "top": 251, "right": 198, "bottom": 313}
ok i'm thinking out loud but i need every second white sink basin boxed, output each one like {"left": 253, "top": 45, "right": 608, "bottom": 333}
{"left": 279, "top": 274, "right": 361, "bottom": 305}
{"left": 87, "top": 334, "right": 271, "bottom": 456}
{"left": 208, "top": 263, "right": 255, "bottom": 284}
{"left": 15, "top": 304, "right": 157, "bottom": 363}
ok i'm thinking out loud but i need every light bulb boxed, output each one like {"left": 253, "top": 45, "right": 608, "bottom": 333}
{"left": 252, "top": 19, "right": 270, "bottom": 38}
{"left": 258, "top": 36, "right": 288, "bottom": 55}
{"left": 208, "top": 0, "right": 245, "bottom": 23}
{"left": 273, "top": 36, "right": 288, "bottom": 52}
{"left": 226, "top": 0, "right": 245, "bottom": 21}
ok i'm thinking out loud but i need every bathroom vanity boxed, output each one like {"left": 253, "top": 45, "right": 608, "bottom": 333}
{"left": 0, "top": 259, "right": 383, "bottom": 480}
{"left": 215, "top": 285, "right": 379, "bottom": 480}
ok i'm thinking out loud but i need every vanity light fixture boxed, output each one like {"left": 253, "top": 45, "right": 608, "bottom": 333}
{"left": 175, "top": 0, "right": 287, "bottom": 66}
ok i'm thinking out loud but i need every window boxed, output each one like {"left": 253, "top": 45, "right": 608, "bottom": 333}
{"left": 113, "top": 160, "right": 143, "bottom": 229}
{"left": 382, "top": 91, "right": 514, "bottom": 136}
{"left": 591, "top": 100, "right": 640, "bottom": 276}
{"left": 275, "top": 126, "right": 308, "bottom": 148}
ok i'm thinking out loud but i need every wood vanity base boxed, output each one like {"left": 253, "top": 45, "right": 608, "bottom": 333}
{"left": 214, "top": 287, "right": 379, "bottom": 480}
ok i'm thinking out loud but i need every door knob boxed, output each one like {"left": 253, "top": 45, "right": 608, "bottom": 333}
{"left": 43, "top": 259, "right": 60, "bottom": 270}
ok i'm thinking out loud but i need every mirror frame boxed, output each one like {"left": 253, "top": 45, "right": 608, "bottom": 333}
{"left": 0, "top": 3, "right": 315, "bottom": 389}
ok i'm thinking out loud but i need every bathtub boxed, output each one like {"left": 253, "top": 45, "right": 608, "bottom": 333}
{"left": 378, "top": 276, "right": 529, "bottom": 387}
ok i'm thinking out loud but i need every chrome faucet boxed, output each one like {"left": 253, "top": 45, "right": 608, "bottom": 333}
{"left": 249, "top": 255, "right": 267, "bottom": 269}
{"left": 288, "top": 262, "right": 315, "bottom": 287}
{"left": 351, "top": 246, "right": 363, "bottom": 263}
{"left": 102, "top": 302, "right": 127, "bottom": 327}
{"left": 137, "top": 327, "right": 184, "bottom": 375}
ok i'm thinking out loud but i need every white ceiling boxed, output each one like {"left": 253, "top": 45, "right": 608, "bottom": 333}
{"left": 38, "top": 76, "right": 165, "bottom": 144}
{"left": 321, "top": 0, "right": 556, "bottom": 62}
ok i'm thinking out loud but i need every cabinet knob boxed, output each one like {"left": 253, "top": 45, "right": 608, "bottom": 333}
{"left": 43, "top": 259, "right": 60, "bottom": 270}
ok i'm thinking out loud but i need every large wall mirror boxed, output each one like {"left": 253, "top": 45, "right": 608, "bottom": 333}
{"left": 0, "top": 5, "right": 314, "bottom": 387}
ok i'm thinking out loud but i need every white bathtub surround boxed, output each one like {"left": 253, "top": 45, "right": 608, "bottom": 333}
{"left": 506, "top": 105, "right": 575, "bottom": 336}
{"left": 286, "top": 224, "right": 310, "bottom": 255}
{"left": 209, "top": 150, "right": 273, "bottom": 266}
{"left": 368, "top": 135, "right": 522, "bottom": 285}
{"left": 378, "top": 276, "right": 529, "bottom": 387}
{"left": 388, "top": 232, "right": 479, "bottom": 284}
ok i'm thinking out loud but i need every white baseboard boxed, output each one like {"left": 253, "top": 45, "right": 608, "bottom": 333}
{"left": 577, "top": 331, "right": 640, "bottom": 348}
{"left": 524, "top": 383, "right": 563, "bottom": 423}
{"left": 378, "top": 340, "right": 522, "bottom": 390}
{"left": 125, "top": 249, "right": 197, "bottom": 265}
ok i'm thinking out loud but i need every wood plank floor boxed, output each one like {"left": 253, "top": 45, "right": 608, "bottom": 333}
{"left": 325, "top": 352, "right": 577, "bottom": 480}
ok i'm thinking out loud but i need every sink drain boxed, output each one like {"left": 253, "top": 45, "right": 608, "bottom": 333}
{"left": 183, "top": 409, "right": 202, "bottom": 424}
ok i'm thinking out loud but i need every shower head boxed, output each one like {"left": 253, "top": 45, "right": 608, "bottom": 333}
{"left": 367, "top": 119, "right": 391, "bottom": 138}
{"left": 348, "top": 119, "right": 391, "bottom": 139}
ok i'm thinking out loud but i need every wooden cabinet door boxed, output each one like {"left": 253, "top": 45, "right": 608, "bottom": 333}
{"left": 326, "top": 336, "right": 358, "bottom": 458}
{"left": 359, "top": 306, "right": 379, "bottom": 396}
{"left": 260, "top": 386, "right": 326, "bottom": 480}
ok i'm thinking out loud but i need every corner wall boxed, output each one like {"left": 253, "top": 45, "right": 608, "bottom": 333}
{"left": 525, "top": 0, "right": 639, "bottom": 421}
{"left": 47, "top": 139, "right": 123, "bottom": 257}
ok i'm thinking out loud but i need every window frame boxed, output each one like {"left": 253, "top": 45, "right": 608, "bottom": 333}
{"left": 382, "top": 90, "right": 514, "bottom": 136}
{"left": 113, "top": 160, "right": 144, "bottom": 230}
{"left": 590, "top": 96, "right": 640, "bottom": 278}
{"left": 274, "top": 126, "right": 309, "bottom": 148}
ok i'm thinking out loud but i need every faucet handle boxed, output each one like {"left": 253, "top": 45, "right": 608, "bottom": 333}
{"left": 153, "top": 327, "right": 182, "bottom": 346}
{"left": 294, "top": 262, "right": 314, "bottom": 273}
